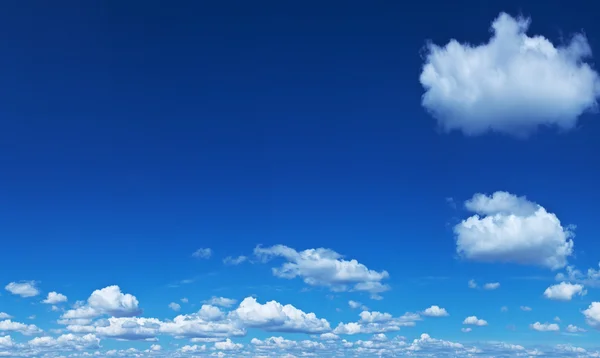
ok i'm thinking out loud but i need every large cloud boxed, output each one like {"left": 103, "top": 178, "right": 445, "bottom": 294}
{"left": 254, "top": 245, "right": 390, "bottom": 297}
{"left": 454, "top": 192, "right": 574, "bottom": 270}
{"left": 420, "top": 12, "right": 600, "bottom": 137}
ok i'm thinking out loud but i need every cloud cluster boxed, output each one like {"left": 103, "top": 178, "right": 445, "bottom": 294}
{"left": 420, "top": 12, "right": 600, "bottom": 137}
{"left": 455, "top": 192, "right": 574, "bottom": 269}
{"left": 254, "top": 245, "right": 390, "bottom": 297}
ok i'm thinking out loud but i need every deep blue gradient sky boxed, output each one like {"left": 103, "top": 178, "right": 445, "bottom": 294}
{"left": 1, "top": 1, "right": 600, "bottom": 356}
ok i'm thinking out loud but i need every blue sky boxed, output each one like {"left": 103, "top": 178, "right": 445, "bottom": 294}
{"left": 1, "top": 0, "right": 600, "bottom": 357}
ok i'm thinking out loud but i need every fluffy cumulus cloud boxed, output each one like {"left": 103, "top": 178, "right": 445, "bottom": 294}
{"left": 61, "top": 285, "right": 141, "bottom": 323}
{"left": 42, "top": 292, "right": 68, "bottom": 305}
{"left": 463, "top": 316, "right": 487, "bottom": 326}
{"left": 420, "top": 12, "right": 600, "bottom": 137}
{"left": 0, "top": 319, "right": 42, "bottom": 335}
{"left": 254, "top": 245, "right": 390, "bottom": 297}
{"left": 422, "top": 305, "right": 449, "bottom": 317}
{"left": 530, "top": 322, "right": 560, "bottom": 332}
{"left": 5, "top": 281, "right": 40, "bottom": 298}
{"left": 231, "top": 297, "right": 330, "bottom": 334}
{"left": 583, "top": 302, "right": 600, "bottom": 329}
{"left": 543, "top": 282, "right": 586, "bottom": 301}
{"left": 454, "top": 192, "right": 574, "bottom": 270}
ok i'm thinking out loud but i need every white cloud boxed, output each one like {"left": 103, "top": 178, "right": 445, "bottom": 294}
{"left": 0, "top": 320, "right": 42, "bottom": 335}
{"left": 223, "top": 256, "right": 247, "bottom": 265}
{"left": 61, "top": 285, "right": 141, "bottom": 321}
{"left": 566, "top": 324, "right": 586, "bottom": 333}
{"left": 555, "top": 263, "right": 600, "bottom": 287}
{"left": 462, "top": 316, "right": 487, "bottom": 326}
{"left": 583, "top": 302, "right": 600, "bottom": 329}
{"left": 468, "top": 279, "right": 477, "bottom": 289}
{"left": 455, "top": 192, "right": 574, "bottom": 270}
{"left": 168, "top": 302, "right": 181, "bottom": 312}
{"left": 28, "top": 333, "right": 100, "bottom": 350}
{"left": 461, "top": 327, "right": 472, "bottom": 333}
{"left": 254, "top": 245, "right": 390, "bottom": 296}
{"left": 500, "top": 306, "right": 508, "bottom": 312}
{"left": 5, "top": 281, "right": 40, "bottom": 298}
{"left": 334, "top": 311, "right": 420, "bottom": 335}
{"left": 192, "top": 248, "right": 212, "bottom": 259}
{"left": 422, "top": 306, "right": 449, "bottom": 317}
{"left": 483, "top": 282, "right": 500, "bottom": 290}
{"left": 530, "top": 322, "right": 560, "bottom": 332}
{"left": 0, "top": 312, "right": 12, "bottom": 320}
{"left": 203, "top": 297, "right": 238, "bottom": 308}
{"left": 42, "top": 292, "right": 68, "bottom": 304}
{"left": 419, "top": 12, "right": 600, "bottom": 137}
{"left": 520, "top": 306, "right": 532, "bottom": 311}
{"left": 348, "top": 300, "right": 369, "bottom": 311}
{"left": 214, "top": 338, "right": 243, "bottom": 351}
{"left": 543, "top": 282, "right": 586, "bottom": 301}
{"left": 230, "top": 297, "right": 330, "bottom": 334}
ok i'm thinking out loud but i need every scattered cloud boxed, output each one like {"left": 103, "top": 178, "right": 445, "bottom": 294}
{"left": 520, "top": 306, "right": 532, "bottom": 312}
{"left": 583, "top": 302, "right": 600, "bottom": 329}
{"left": 543, "top": 282, "right": 586, "bottom": 301}
{"left": 192, "top": 248, "right": 212, "bottom": 259}
{"left": 223, "top": 256, "right": 247, "bottom": 265}
{"left": 468, "top": 279, "right": 477, "bottom": 289}
{"left": 566, "top": 324, "right": 586, "bottom": 333}
{"left": 420, "top": 12, "right": 600, "bottom": 137}
{"left": 168, "top": 302, "right": 181, "bottom": 312}
{"left": 42, "top": 292, "right": 68, "bottom": 305}
{"left": 348, "top": 300, "right": 368, "bottom": 311}
{"left": 334, "top": 311, "right": 421, "bottom": 335}
{"left": 455, "top": 192, "right": 574, "bottom": 270}
{"left": 5, "top": 281, "right": 40, "bottom": 298}
{"left": 530, "top": 322, "right": 560, "bottom": 332}
{"left": 422, "top": 305, "right": 449, "bottom": 317}
{"left": 483, "top": 282, "right": 500, "bottom": 290}
{"left": 254, "top": 245, "right": 390, "bottom": 297}
{"left": 203, "top": 297, "right": 238, "bottom": 308}
{"left": 462, "top": 316, "right": 487, "bottom": 326}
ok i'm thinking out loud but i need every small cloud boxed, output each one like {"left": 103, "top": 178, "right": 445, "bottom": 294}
{"left": 501, "top": 306, "right": 508, "bottom": 312}
{"left": 192, "top": 248, "right": 212, "bottom": 259}
{"left": 554, "top": 316, "right": 561, "bottom": 322}
{"left": 483, "top": 282, "right": 500, "bottom": 290}
{"left": 530, "top": 322, "right": 560, "bottom": 332}
{"left": 468, "top": 279, "right": 477, "bottom": 289}
{"left": 463, "top": 316, "right": 488, "bottom": 326}
{"left": 566, "top": 324, "right": 586, "bottom": 333}
{"left": 461, "top": 327, "right": 472, "bottom": 333}
{"left": 520, "top": 306, "right": 532, "bottom": 312}
{"left": 42, "top": 292, "right": 68, "bottom": 304}
{"left": 181, "top": 298, "right": 189, "bottom": 303}
{"left": 5, "top": 281, "right": 40, "bottom": 297}
{"left": 202, "top": 296, "right": 237, "bottom": 308}
{"left": 169, "top": 302, "right": 181, "bottom": 312}
{"left": 223, "top": 256, "right": 247, "bottom": 265}
{"left": 0, "top": 312, "right": 12, "bottom": 319}
{"left": 422, "top": 305, "right": 449, "bottom": 317}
